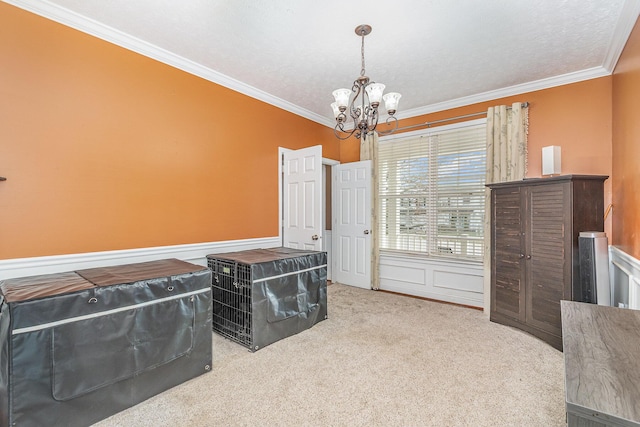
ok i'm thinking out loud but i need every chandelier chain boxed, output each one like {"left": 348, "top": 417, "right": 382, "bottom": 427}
{"left": 360, "top": 29, "right": 366, "bottom": 77}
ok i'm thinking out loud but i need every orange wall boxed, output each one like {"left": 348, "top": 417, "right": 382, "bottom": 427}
{"left": 0, "top": 3, "right": 338, "bottom": 260}
{"left": 612, "top": 18, "right": 640, "bottom": 259}
{"left": 0, "top": 2, "right": 621, "bottom": 260}
{"left": 341, "top": 78, "right": 614, "bottom": 237}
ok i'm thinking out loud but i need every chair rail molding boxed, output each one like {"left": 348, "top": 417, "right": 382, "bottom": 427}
{"left": 0, "top": 236, "right": 281, "bottom": 280}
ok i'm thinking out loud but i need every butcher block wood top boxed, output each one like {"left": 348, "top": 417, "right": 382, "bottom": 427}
{"left": 561, "top": 300, "right": 640, "bottom": 426}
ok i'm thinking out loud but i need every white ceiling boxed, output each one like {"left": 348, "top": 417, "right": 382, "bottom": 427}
{"left": 7, "top": 0, "right": 640, "bottom": 127}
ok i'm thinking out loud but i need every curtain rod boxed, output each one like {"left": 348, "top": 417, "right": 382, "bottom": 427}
{"left": 389, "top": 102, "right": 529, "bottom": 133}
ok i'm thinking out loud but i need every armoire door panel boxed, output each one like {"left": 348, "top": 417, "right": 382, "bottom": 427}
{"left": 493, "top": 284, "right": 522, "bottom": 318}
{"left": 491, "top": 188, "right": 525, "bottom": 321}
{"left": 526, "top": 184, "right": 569, "bottom": 335}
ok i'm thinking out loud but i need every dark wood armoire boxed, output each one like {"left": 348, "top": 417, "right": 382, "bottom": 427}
{"left": 487, "top": 175, "right": 608, "bottom": 350}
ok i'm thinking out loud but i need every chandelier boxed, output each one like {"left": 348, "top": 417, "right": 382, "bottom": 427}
{"left": 331, "top": 24, "right": 402, "bottom": 140}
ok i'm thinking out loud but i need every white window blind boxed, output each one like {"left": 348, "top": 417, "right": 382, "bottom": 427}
{"left": 378, "top": 121, "right": 486, "bottom": 261}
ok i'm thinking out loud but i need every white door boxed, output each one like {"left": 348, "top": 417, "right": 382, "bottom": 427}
{"left": 332, "top": 160, "right": 372, "bottom": 289}
{"left": 282, "top": 145, "right": 323, "bottom": 250}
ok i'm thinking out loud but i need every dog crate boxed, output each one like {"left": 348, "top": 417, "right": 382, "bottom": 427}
{"left": 207, "top": 247, "right": 327, "bottom": 351}
{"left": 0, "top": 259, "right": 212, "bottom": 427}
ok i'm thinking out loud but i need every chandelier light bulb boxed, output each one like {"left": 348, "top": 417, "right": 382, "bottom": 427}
{"left": 383, "top": 92, "right": 402, "bottom": 115}
{"left": 332, "top": 88, "right": 352, "bottom": 110}
{"left": 365, "top": 83, "right": 385, "bottom": 108}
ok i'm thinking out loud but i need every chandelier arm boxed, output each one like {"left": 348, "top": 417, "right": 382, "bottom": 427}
{"left": 349, "top": 82, "right": 364, "bottom": 121}
{"left": 333, "top": 124, "right": 357, "bottom": 141}
{"left": 350, "top": 107, "right": 362, "bottom": 122}
{"left": 362, "top": 104, "right": 372, "bottom": 126}
{"left": 366, "top": 107, "right": 379, "bottom": 134}
{"left": 376, "top": 115, "right": 400, "bottom": 136}
{"left": 358, "top": 103, "right": 370, "bottom": 134}
{"left": 362, "top": 83, "right": 370, "bottom": 114}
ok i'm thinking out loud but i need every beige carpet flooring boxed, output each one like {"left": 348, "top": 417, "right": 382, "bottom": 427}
{"left": 94, "top": 283, "right": 565, "bottom": 427}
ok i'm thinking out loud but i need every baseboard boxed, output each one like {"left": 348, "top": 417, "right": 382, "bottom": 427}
{"left": 0, "top": 237, "right": 281, "bottom": 280}
{"left": 377, "top": 289, "right": 483, "bottom": 311}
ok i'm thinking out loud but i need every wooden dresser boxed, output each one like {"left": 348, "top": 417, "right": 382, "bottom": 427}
{"left": 562, "top": 301, "right": 640, "bottom": 427}
{"left": 487, "top": 175, "right": 607, "bottom": 350}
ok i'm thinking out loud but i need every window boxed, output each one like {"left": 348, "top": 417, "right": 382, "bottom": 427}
{"left": 378, "top": 119, "right": 486, "bottom": 261}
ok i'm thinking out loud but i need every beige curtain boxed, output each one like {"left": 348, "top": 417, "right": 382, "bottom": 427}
{"left": 483, "top": 102, "right": 529, "bottom": 314}
{"left": 361, "top": 131, "right": 380, "bottom": 290}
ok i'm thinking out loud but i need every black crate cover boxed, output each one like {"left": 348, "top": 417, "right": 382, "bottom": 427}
{"left": 0, "top": 259, "right": 212, "bottom": 427}
{"left": 207, "top": 247, "right": 327, "bottom": 351}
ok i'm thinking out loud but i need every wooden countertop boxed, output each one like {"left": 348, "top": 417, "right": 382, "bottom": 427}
{"left": 561, "top": 300, "right": 640, "bottom": 426}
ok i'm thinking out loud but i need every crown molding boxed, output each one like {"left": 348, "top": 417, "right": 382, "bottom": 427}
{"left": 3, "top": 0, "right": 334, "bottom": 128}
{"left": 393, "top": 66, "right": 611, "bottom": 120}
{"left": 5, "top": 0, "right": 634, "bottom": 128}
{"left": 603, "top": 0, "right": 640, "bottom": 72}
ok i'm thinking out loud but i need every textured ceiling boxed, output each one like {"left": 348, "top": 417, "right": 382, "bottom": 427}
{"left": 6, "top": 0, "right": 640, "bottom": 126}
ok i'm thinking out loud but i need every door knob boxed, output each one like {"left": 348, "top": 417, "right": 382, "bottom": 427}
{"left": 312, "top": 235, "right": 319, "bottom": 241}
{"left": 364, "top": 230, "right": 370, "bottom": 235}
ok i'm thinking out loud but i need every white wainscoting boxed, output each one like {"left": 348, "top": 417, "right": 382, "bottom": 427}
{"left": 609, "top": 246, "right": 640, "bottom": 310}
{"left": 379, "top": 252, "right": 483, "bottom": 307}
{"left": 0, "top": 236, "right": 281, "bottom": 280}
